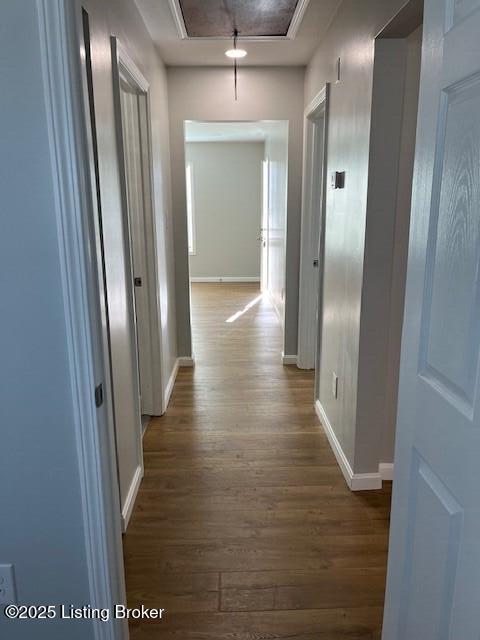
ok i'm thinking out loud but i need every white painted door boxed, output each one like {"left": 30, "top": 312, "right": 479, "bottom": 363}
{"left": 383, "top": 1, "right": 480, "bottom": 638}
{"left": 260, "top": 158, "right": 270, "bottom": 293}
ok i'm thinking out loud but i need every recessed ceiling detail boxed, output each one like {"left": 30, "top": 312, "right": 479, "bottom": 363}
{"left": 169, "top": 0, "right": 310, "bottom": 40}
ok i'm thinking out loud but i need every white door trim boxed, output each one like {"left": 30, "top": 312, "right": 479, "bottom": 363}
{"left": 111, "top": 36, "right": 166, "bottom": 420}
{"left": 260, "top": 157, "right": 270, "bottom": 294}
{"left": 111, "top": 36, "right": 165, "bottom": 417}
{"left": 297, "top": 85, "right": 329, "bottom": 370}
{"left": 38, "top": 2, "right": 128, "bottom": 638}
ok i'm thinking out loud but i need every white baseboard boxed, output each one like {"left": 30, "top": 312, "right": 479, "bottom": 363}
{"left": 121, "top": 464, "right": 143, "bottom": 532}
{"left": 190, "top": 277, "right": 260, "bottom": 283}
{"left": 164, "top": 357, "right": 195, "bottom": 410}
{"left": 178, "top": 356, "right": 195, "bottom": 367}
{"left": 379, "top": 462, "right": 394, "bottom": 481}
{"left": 350, "top": 472, "right": 383, "bottom": 491}
{"left": 315, "top": 399, "right": 356, "bottom": 489}
{"left": 164, "top": 358, "right": 179, "bottom": 410}
{"left": 282, "top": 353, "right": 298, "bottom": 366}
{"left": 314, "top": 400, "right": 383, "bottom": 491}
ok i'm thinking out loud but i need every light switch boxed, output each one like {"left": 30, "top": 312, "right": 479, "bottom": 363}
{"left": 331, "top": 171, "right": 345, "bottom": 189}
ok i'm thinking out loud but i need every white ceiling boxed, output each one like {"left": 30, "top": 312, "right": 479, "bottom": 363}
{"left": 134, "top": 0, "right": 342, "bottom": 66}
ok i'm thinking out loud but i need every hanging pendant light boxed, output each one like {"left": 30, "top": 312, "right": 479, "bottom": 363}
{"left": 224, "top": 29, "right": 247, "bottom": 100}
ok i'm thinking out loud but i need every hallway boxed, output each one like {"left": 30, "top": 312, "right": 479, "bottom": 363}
{"left": 124, "top": 284, "right": 390, "bottom": 640}
{"left": 124, "top": 284, "right": 391, "bottom": 639}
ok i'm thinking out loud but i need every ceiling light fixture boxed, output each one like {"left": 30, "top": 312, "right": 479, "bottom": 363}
{"left": 226, "top": 28, "right": 246, "bottom": 101}
{"left": 225, "top": 48, "right": 247, "bottom": 59}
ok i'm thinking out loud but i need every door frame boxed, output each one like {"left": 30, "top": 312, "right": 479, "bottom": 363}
{"left": 111, "top": 37, "right": 165, "bottom": 418}
{"left": 297, "top": 85, "right": 329, "bottom": 370}
{"left": 41, "top": 1, "right": 129, "bottom": 638}
{"left": 260, "top": 156, "right": 270, "bottom": 293}
{"left": 183, "top": 120, "right": 289, "bottom": 344}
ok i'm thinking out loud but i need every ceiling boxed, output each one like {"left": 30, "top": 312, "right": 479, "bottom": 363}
{"left": 134, "top": 0, "right": 342, "bottom": 66}
{"left": 179, "top": 0, "right": 300, "bottom": 38}
{"left": 185, "top": 121, "right": 285, "bottom": 143}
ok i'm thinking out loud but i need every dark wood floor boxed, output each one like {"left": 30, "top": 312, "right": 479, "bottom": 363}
{"left": 124, "top": 283, "right": 391, "bottom": 639}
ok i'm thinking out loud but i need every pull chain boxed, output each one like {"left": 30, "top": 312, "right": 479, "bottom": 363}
{"left": 233, "top": 28, "right": 238, "bottom": 101}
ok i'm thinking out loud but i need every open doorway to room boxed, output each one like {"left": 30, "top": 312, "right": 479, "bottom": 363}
{"left": 373, "top": 10, "right": 424, "bottom": 476}
{"left": 79, "top": 18, "right": 167, "bottom": 533}
{"left": 112, "top": 40, "right": 165, "bottom": 426}
{"left": 110, "top": 38, "right": 168, "bottom": 528}
{"left": 297, "top": 85, "right": 329, "bottom": 371}
{"left": 183, "top": 120, "right": 289, "bottom": 360}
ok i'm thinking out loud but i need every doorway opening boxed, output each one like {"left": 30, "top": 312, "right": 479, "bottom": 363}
{"left": 313, "top": 0, "right": 423, "bottom": 491}
{"left": 112, "top": 39, "right": 165, "bottom": 424}
{"left": 109, "top": 38, "right": 168, "bottom": 529}
{"left": 367, "top": 8, "right": 424, "bottom": 478}
{"left": 80, "top": 25, "right": 167, "bottom": 534}
{"left": 298, "top": 85, "right": 329, "bottom": 371}
{"left": 183, "top": 120, "right": 289, "bottom": 360}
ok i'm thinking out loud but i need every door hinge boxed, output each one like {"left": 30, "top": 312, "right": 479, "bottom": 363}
{"left": 313, "top": 259, "right": 319, "bottom": 267}
{"left": 134, "top": 277, "right": 142, "bottom": 287}
{"left": 94, "top": 383, "right": 104, "bottom": 408}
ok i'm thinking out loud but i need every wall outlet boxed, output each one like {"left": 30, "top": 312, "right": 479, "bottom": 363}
{"left": 332, "top": 372, "right": 339, "bottom": 399}
{"left": 0, "top": 564, "right": 17, "bottom": 604}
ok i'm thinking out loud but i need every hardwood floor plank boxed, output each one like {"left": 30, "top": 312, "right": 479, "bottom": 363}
{"left": 124, "top": 535, "right": 388, "bottom": 573}
{"left": 220, "top": 568, "right": 387, "bottom": 612}
{"left": 127, "top": 572, "right": 219, "bottom": 613}
{"left": 129, "top": 607, "right": 384, "bottom": 639}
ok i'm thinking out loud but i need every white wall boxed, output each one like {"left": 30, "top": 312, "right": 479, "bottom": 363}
{"left": 305, "top": 0, "right": 416, "bottom": 474}
{"left": 167, "top": 66, "right": 305, "bottom": 357}
{"left": 82, "top": 0, "right": 177, "bottom": 512}
{"left": 186, "top": 142, "right": 263, "bottom": 279}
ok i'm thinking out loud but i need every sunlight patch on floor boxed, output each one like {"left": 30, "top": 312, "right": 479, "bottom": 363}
{"left": 226, "top": 294, "right": 263, "bottom": 323}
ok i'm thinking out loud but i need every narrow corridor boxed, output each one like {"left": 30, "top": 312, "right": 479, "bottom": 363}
{"left": 124, "top": 284, "right": 391, "bottom": 639}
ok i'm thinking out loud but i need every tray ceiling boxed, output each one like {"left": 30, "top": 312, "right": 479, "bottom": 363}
{"left": 134, "top": 0, "right": 342, "bottom": 66}
{"left": 178, "top": 0, "right": 301, "bottom": 38}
